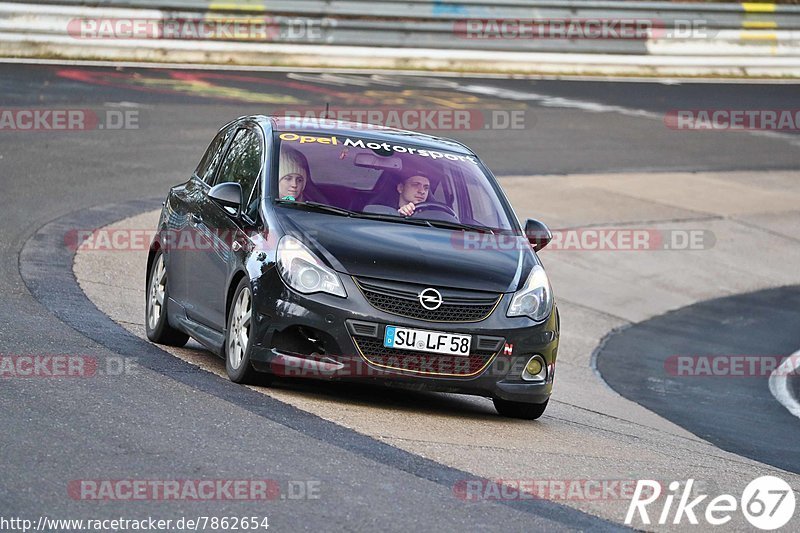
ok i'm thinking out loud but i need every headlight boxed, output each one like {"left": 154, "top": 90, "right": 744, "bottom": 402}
{"left": 507, "top": 265, "right": 553, "bottom": 322}
{"left": 276, "top": 236, "right": 346, "bottom": 298}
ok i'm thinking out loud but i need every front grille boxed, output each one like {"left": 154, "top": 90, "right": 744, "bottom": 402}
{"left": 353, "top": 337, "right": 497, "bottom": 377}
{"left": 354, "top": 277, "right": 501, "bottom": 322}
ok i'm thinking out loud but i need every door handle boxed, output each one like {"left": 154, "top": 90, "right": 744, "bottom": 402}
{"left": 189, "top": 213, "right": 201, "bottom": 226}
{"left": 232, "top": 241, "right": 242, "bottom": 252}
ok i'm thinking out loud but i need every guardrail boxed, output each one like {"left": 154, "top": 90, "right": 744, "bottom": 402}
{"left": 0, "top": 1, "right": 799, "bottom": 75}
{"left": 7, "top": 0, "right": 800, "bottom": 25}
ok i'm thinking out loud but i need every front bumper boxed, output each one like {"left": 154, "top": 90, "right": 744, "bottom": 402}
{"left": 248, "top": 269, "right": 558, "bottom": 403}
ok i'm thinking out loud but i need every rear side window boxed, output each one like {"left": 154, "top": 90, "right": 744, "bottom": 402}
{"left": 216, "top": 128, "right": 264, "bottom": 218}
{"left": 195, "top": 127, "right": 234, "bottom": 183}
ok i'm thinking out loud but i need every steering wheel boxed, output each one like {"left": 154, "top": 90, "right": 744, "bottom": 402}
{"left": 412, "top": 202, "right": 457, "bottom": 218}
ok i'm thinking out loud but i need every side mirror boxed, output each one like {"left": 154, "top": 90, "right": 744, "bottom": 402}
{"left": 524, "top": 218, "right": 552, "bottom": 252}
{"left": 208, "top": 182, "right": 242, "bottom": 215}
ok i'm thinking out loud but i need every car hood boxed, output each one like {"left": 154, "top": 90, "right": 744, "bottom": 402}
{"left": 276, "top": 209, "right": 534, "bottom": 293}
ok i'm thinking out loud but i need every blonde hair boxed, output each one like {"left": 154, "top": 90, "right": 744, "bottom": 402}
{"left": 279, "top": 146, "right": 310, "bottom": 180}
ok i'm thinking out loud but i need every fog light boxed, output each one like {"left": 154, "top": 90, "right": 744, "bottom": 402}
{"left": 526, "top": 358, "right": 542, "bottom": 375}
{"left": 522, "top": 355, "right": 546, "bottom": 382}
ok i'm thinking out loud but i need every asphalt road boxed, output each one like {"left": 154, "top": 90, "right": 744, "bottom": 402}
{"left": 1, "top": 63, "right": 799, "bottom": 529}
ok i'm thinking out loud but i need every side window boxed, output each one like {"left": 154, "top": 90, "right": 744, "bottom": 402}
{"left": 195, "top": 127, "right": 234, "bottom": 183}
{"left": 215, "top": 128, "right": 263, "bottom": 219}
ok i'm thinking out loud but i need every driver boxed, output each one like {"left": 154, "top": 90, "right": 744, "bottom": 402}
{"left": 397, "top": 173, "right": 430, "bottom": 216}
{"left": 278, "top": 146, "right": 309, "bottom": 201}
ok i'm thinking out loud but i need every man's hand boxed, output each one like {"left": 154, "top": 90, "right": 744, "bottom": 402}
{"left": 398, "top": 202, "right": 416, "bottom": 216}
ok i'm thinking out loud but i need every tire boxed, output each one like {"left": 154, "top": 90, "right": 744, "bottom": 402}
{"left": 225, "top": 277, "right": 259, "bottom": 384}
{"left": 493, "top": 398, "right": 549, "bottom": 420}
{"left": 146, "top": 251, "right": 189, "bottom": 347}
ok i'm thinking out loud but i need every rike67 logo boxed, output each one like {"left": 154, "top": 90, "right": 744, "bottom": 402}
{"left": 626, "top": 477, "right": 796, "bottom": 530}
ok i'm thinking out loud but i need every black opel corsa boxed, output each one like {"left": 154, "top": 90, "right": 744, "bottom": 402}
{"left": 146, "top": 116, "right": 558, "bottom": 419}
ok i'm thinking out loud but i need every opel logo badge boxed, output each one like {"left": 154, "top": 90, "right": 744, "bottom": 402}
{"left": 418, "top": 288, "right": 443, "bottom": 311}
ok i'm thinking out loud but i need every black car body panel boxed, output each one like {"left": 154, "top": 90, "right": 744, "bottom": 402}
{"left": 276, "top": 209, "right": 532, "bottom": 293}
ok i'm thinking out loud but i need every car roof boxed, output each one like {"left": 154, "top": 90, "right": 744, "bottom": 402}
{"left": 246, "top": 115, "right": 476, "bottom": 156}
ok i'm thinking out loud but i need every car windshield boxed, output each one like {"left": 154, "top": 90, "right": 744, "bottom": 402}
{"left": 273, "top": 131, "right": 515, "bottom": 232}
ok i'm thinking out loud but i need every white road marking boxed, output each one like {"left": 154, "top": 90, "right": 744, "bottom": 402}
{"left": 768, "top": 349, "right": 800, "bottom": 420}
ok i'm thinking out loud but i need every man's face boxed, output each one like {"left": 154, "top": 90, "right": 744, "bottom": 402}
{"left": 397, "top": 175, "right": 430, "bottom": 206}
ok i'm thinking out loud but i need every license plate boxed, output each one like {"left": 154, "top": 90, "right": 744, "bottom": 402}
{"left": 383, "top": 326, "right": 471, "bottom": 356}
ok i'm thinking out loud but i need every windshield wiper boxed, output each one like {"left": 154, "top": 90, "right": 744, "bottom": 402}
{"left": 349, "top": 212, "right": 433, "bottom": 227}
{"left": 275, "top": 201, "right": 431, "bottom": 227}
{"left": 421, "top": 219, "right": 495, "bottom": 234}
{"left": 275, "top": 200, "right": 355, "bottom": 217}
{"left": 274, "top": 201, "right": 491, "bottom": 232}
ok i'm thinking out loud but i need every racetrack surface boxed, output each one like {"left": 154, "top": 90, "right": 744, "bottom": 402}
{"left": 2, "top": 63, "right": 800, "bottom": 530}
